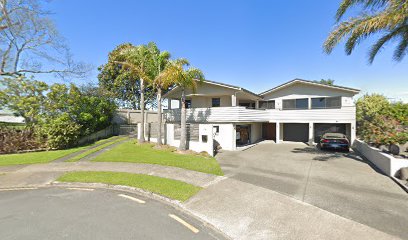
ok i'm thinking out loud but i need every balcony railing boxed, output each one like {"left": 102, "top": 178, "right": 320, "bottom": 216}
{"left": 164, "top": 106, "right": 356, "bottom": 123}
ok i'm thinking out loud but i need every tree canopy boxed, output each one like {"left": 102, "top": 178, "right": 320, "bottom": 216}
{"left": 324, "top": 0, "right": 408, "bottom": 63}
{"left": 0, "top": 0, "right": 90, "bottom": 79}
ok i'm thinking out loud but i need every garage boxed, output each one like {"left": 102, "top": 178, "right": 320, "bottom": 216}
{"left": 314, "top": 123, "right": 347, "bottom": 142}
{"left": 283, "top": 123, "right": 308, "bottom": 142}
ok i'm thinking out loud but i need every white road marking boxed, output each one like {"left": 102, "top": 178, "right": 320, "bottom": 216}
{"left": 118, "top": 194, "right": 146, "bottom": 204}
{"left": 0, "top": 187, "right": 38, "bottom": 191}
{"left": 168, "top": 214, "right": 200, "bottom": 234}
{"left": 66, "top": 187, "right": 94, "bottom": 191}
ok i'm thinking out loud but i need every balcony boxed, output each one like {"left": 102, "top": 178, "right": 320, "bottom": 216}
{"left": 164, "top": 106, "right": 357, "bottom": 123}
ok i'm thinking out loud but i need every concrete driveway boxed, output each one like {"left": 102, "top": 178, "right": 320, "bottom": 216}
{"left": 216, "top": 142, "right": 408, "bottom": 240}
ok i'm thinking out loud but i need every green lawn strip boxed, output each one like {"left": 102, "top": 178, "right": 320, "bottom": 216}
{"left": 57, "top": 171, "right": 202, "bottom": 201}
{"left": 0, "top": 136, "right": 120, "bottom": 166}
{"left": 66, "top": 137, "right": 127, "bottom": 162}
{"left": 92, "top": 141, "right": 224, "bottom": 176}
{"left": 0, "top": 147, "right": 87, "bottom": 166}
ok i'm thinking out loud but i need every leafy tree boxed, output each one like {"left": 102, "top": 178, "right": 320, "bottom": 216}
{"left": 0, "top": 0, "right": 90, "bottom": 79}
{"left": 102, "top": 42, "right": 164, "bottom": 143}
{"left": 0, "top": 76, "right": 48, "bottom": 124}
{"left": 324, "top": 0, "right": 408, "bottom": 63}
{"left": 356, "top": 94, "right": 408, "bottom": 145}
{"left": 161, "top": 59, "right": 204, "bottom": 150}
{"left": 315, "top": 79, "right": 335, "bottom": 85}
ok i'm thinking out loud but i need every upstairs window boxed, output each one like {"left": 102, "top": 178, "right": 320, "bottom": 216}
{"left": 259, "top": 100, "right": 275, "bottom": 109}
{"left": 282, "top": 98, "right": 308, "bottom": 110}
{"left": 212, "top": 98, "right": 220, "bottom": 107}
{"left": 311, "top": 97, "right": 341, "bottom": 109}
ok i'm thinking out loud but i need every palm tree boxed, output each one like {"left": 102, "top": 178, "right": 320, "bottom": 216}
{"left": 112, "top": 44, "right": 153, "bottom": 143}
{"left": 160, "top": 59, "right": 204, "bottom": 150}
{"left": 324, "top": 0, "right": 408, "bottom": 63}
{"left": 148, "top": 43, "right": 172, "bottom": 145}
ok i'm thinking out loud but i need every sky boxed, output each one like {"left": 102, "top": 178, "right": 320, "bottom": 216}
{"left": 45, "top": 0, "right": 408, "bottom": 102}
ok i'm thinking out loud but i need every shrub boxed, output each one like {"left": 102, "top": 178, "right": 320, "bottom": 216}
{"left": 40, "top": 114, "right": 82, "bottom": 149}
{"left": 0, "top": 127, "right": 45, "bottom": 153}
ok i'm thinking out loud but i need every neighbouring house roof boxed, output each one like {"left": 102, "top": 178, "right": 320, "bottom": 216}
{"left": 259, "top": 78, "right": 360, "bottom": 96}
{"left": 163, "top": 79, "right": 262, "bottom": 99}
{"left": 0, "top": 109, "right": 25, "bottom": 123}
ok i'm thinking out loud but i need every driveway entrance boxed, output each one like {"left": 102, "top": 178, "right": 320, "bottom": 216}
{"left": 216, "top": 142, "right": 408, "bottom": 240}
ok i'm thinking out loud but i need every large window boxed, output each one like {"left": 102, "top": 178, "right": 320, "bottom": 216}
{"left": 311, "top": 97, "right": 341, "bottom": 109}
{"left": 212, "top": 98, "right": 220, "bottom": 107}
{"left": 282, "top": 98, "right": 308, "bottom": 110}
{"left": 259, "top": 100, "right": 275, "bottom": 109}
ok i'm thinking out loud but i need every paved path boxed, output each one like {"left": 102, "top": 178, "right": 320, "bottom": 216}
{"left": 0, "top": 187, "right": 226, "bottom": 240}
{"left": 216, "top": 142, "right": 408, "bottom": 239}
{"left": 52, "top": 137, "right": 124, "bottom": 163}
{"left": 77, "top": 138, "right": 130, "bottom": 162}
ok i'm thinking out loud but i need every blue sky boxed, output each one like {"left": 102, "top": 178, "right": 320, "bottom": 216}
{"left": 46, "top": 0, "right": 408, "bottom": 102}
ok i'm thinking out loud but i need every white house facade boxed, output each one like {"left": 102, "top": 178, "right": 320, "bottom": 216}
{"left": 163, "top": 79, "right": 360, "bottom": 155}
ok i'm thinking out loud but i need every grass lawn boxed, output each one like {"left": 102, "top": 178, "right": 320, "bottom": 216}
{"left": 0, "top": 147, "right": 86, "bottom": 166}
{"left": 0, "top": 136, "right": 120, "bottom": 166}
{"left": 57, "top": 171, "right": 202, "bottom": 201}
{"left": 66, "top": 137, "right": 127, "bottom": 162}
{"left": 92, "top": 141, "right": 224, "bottom": 176}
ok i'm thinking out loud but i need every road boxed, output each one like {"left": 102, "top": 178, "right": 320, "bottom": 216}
{"left": 0, "top": 187, "right": 226, "bottom": 240}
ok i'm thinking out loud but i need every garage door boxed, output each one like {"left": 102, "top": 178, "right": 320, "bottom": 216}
{"left": 314, "top": 123, "right": 347, "bottom": 142}
{"left": 283, "top": 123, "right": 308, "bottom": 142}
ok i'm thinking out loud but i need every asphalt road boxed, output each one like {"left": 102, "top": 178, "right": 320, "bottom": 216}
{"left": 0, "top": 187, "right": 226, "bottom": 240}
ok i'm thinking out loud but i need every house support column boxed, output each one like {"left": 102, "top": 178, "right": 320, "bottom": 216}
{"left": 255, "top": 100, "right": 259, "bottom": 109}
{"left": 308, "top": 122, "right": 314, "bottom": 145}
{"left": 275, "top": 122, "right": 280, "bottom": 144}
{"left": 351, "top": 121, "right": 356, "bottom": 144}
{"left": 231, "top": 94, "right": 237, "bottom": 107}
{"left": 167, "top": 99, "right": 172, "bottom": 110}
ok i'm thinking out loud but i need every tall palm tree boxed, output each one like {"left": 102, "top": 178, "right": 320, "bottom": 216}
{"left": 148, "top": 43, "right": 171, "bottom": 145}
{"left": 324, "top": 0, "right": 408, "bottom": 63}
{"left": 112, "top": 44, "right": 153, "bottom": 143}
{"left": 160, "top": 59, "right": 204, "bottom": 151}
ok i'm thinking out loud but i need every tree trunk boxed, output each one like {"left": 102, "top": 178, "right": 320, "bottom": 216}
{"left": 179, "top": 89, "right": 187, "bottom": 151}
{"left": 139, "top": 78, "right": 145, "bottom": 143}
{"left": 157, "top": 88, "right": 162, "bottom": 145}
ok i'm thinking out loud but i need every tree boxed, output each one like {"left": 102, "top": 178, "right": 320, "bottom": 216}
{"left": 105, "top": 43, "right": 160, "bottom": 143}
{"left": 0, "top": 0, "right": 90, "bottom": 79}
{"left": 356, "top": 94, "right": 408, "bottom": 145}
{"left": 324, "top": 0, "right": 408, "bottom": 63}
{"left": 0, "top": 75, "right": 48, "bottom": 124}
{"left": 161, "top": 59, "right": 204, "bottom": 150}
{"left": 148, "top": 43, "right": 171, "bottom": 145}
{"left": 315, "top": 79, "right": 335, "bottom": 85}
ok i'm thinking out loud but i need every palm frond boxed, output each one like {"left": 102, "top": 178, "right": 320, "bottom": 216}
{"left": 368, "top": 25, "right": 407, "bottom": 63}
{"left": 393, "top": 32, "right": 408, "bottom": 61}
{"left": 336, "top": 0, "right": 389, "bottom": 21}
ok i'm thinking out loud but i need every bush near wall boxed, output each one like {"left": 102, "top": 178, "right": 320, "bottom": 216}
{"left": 356, "top": 94, "right": 408, "bottom": 146}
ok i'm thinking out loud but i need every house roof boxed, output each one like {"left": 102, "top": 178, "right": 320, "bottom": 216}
{"left": 163, "top": 79, "right": 262, "bottom": 99}
{"left": 259, "top": 78, "right": 360, "bottom": 96}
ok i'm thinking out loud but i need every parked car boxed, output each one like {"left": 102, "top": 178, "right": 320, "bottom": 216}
{"left": 319, "top": 133, "right": 349, "bottom": 151}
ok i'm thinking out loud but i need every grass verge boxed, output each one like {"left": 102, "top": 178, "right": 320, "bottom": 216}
{"left": 0, "top": 147, "right": 86, "bottom": 166}
{"left": 66, "top": 137, "right": 127, "bottom": 162}
{"left": 92, "top": 141, "right": 224, "bottom": 176}
{"left": 0, "top": 136, "right": 121, "bottom": 166}
{"left": 57, "top": 171, "right": 202, "bottom": 201}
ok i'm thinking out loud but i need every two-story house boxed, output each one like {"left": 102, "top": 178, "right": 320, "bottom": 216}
{"left": 163, "top": 78, "right": 359, "bottom": 155}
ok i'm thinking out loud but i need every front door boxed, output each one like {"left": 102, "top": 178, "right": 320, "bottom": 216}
{"left": 262, "top": 123, "right": 276, "bottom": 141}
